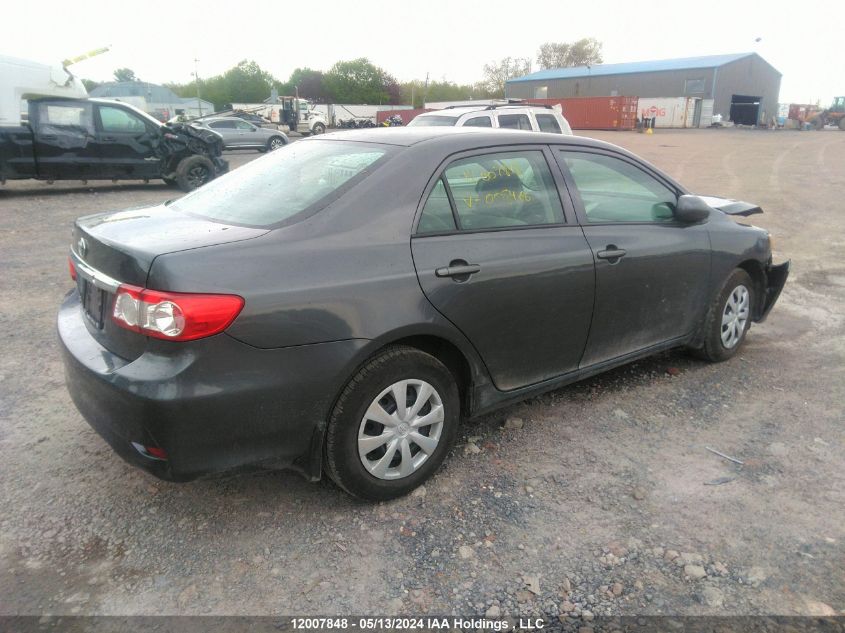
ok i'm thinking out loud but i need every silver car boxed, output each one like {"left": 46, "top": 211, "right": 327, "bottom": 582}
{"left": 196, "top": 117, "right": 289, "bottom": 152}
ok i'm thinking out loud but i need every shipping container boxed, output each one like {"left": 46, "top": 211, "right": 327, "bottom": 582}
{"left": 637, "top": 98, "right": 692, "bottom": 128}
{"left": 376, "top": 108, "right": 433, "bottom": 125}
{"left": 526, "top": 96, "right": 638, "bottom": 130}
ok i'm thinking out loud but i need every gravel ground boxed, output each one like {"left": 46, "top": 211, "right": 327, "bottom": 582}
{"left": 0, "top": 129, "right": 843, "bottom": 620}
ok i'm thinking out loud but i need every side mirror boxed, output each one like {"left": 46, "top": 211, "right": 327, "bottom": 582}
{"left": 675, "top": 195, "right": 711, "bottom": 223}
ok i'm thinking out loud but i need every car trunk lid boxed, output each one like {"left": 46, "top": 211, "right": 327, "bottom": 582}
{"left": 71, "top": 203, "right": 268, "bottom": 360}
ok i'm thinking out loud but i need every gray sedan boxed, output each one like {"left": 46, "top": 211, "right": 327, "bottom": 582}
{"left": 195, "top": 116, "right": 288, "bottom": 152}
{"left": 59, "top": 128, "right": 788, "bottom": 501}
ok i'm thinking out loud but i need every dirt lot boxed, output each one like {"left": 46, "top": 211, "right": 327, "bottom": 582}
{"left": 1, "top": 129, "right": 843, "bottom": 620}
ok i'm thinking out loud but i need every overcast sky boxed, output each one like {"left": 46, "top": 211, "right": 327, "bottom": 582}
{"left": 2, "top": 0, "right": 835, "bottom": 105}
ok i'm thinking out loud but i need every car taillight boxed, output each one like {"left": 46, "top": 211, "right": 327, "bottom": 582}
{"left": 112, "top": 284, "right": 244, "bottom": 341}
{"left": 69, "top": 257, "right": 77, "bottom": 281}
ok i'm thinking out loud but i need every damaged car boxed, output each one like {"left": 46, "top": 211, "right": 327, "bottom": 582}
{"left": 1, "top": 98, "right": 228, "bottom": 191}
{"left": 59, "top": 128, "right": 789, "bottom": 500}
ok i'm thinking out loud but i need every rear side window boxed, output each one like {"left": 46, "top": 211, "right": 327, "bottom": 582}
{"left": 170, "top": 141, "right": 390, "bottom": 227}
{"left": 210, "top": 120, "right": 236, "bottom": 129}
{"left": 560, "top": 151, "right": 677, "bottom": 223}
{"left": 408, "top": 115, "right": 458, "bottom": 127}
{"left": 417, "top": 179, "right": 457, "bottom": 233}
{"left": 438, "top": 151, "right": 564, "bottom": 230}
{"left": 463, "top": 116, "right": 492, "bottom": 127}
{"left": 37, "top": 102, "right": 94, "bottom": 146}
{"left": 497, "top": 113, "right": 532, "bottom": 130}
{"left": 536, "top": 114, "right": 562, "bottom": 133}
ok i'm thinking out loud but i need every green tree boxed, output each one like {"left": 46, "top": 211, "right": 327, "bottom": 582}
{"left": 113, "top": 68, "right": 138, "bottom": 82}
{"left": 480, "top": 57, "right": 532, "bottom": 97}
{"left": 278, "top": 67, "right": 329, "bottom": 102}
{"left": 323, "top": 58, "right": 390, "bottom": 104}
{"left": 537, "top": 38, "right": 603, "bottom": 70}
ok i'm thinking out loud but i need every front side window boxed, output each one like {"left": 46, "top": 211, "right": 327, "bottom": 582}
{"left": 235, "top": 120, "right": 254, "bottom": 130}
{"left": 536, "top": 114, "right": 562, "bottom": 134}
{"left": 440, "top": 151, "right": 564, "bottom": 230}
{"left": 560, "top": 151, "right": 677, "bottom": 223}
{"left": 463, "top": 116, "right": 492, "bottom": 127}
{"left": 497, "top": 113, "right": 532, "bottom": 130}
{"left": 170, "top": 141, "right": 390, "bottom": 227}
{"left": 98, "top": 106, "right": 148, "bottom": 133}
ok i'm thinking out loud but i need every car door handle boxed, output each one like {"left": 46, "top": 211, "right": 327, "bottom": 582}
{"left": 596, "top": 247, "right": 627, "bottom": 261}
{"left": 102, "top": 135, "right": 117, "bottom": 141}
{"left": 435, "top": 263, "right": 481, "bottom": 279}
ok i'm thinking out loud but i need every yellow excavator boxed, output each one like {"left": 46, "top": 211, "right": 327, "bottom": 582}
{"left": 812, "top": 96, "right": 845, "bottom": 130}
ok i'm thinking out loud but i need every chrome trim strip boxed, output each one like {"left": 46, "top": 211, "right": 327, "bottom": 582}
{"left": 70, "top": 249, "right": 122, "bottom": 292}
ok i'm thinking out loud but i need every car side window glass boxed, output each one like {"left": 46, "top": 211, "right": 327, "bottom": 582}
{"left": 38, "top": 102, "right": 94, "bottom": 139}
{"left": 536, "top": 114, "right": 562, "bottom": 133}
{"left": 497, "top": 113, "right": 532, "bottom": 130}
{"left": 561, "top": 151, "right": 677, "bottom": 223}
{"left": 443, "top": 151, "right": 564, "bottom": 230}
{"left": 236, "top": 120, "right": 253, "bottom": 130}
{"left": 98, "top": 106, "right": 148, "bottom": 134}
{"left": 464, "top": 116, "right": 492, "bottom": 127}
{"left": 417, "top": 179, "right": 457, "bottom": 234}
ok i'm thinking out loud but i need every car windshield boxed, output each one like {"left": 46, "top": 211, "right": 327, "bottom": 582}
{"left": 408, "top": 115, "right": 459, "bottom": 127}
{"left": 169, "top": 141, "right": 390, "bottom": 227}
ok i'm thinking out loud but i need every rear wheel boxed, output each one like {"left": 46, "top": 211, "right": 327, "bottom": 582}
{"left": 692, "top": 269, "right": 754, "bottom": 362}
{"left": 324, "top": 346, "right": 459, "bottom": 501}
{"left": 175, "top": 156, "right": 215, "bottom": 192}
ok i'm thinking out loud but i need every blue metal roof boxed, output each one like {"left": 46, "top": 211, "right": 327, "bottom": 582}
{"left": 507, "top": 53, "right": 756, "bottom": 83}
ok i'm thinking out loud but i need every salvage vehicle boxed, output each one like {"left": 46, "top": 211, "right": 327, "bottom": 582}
{"left": 409, "top": 103, "right": 573, "bottom": 135}
{"left": 192, "top": 117, "right": 288, "bottom": 152}
{"left": 1, "top": 98, "right": 228, "bottom": 191}
{"left": 59, "top": 128, "right": 789, "bottom": 500}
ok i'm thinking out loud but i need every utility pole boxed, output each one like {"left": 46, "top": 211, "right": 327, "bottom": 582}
{"left": 422, "top": 72, "right": 430, "bottom": 108}
{"left": 193, "top": 58, "right": 203, "bottom": 116}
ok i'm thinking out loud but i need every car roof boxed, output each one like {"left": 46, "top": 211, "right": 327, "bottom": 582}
{"left": 315, "top": 126, "right": 612, "bottom": 150}
{"left": 416, "top": 105, "right": 558, "bottom": 115}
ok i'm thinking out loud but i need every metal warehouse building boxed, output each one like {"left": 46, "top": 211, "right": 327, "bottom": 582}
{"left": 506, "top": 53, "right": 781, "bottom": 127}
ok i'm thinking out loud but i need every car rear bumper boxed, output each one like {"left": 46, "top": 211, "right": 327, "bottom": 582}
{"left": 58, "top": 290, "right": 366, "bottom": 482}
{"left": 758, "top": 260, "right": 790, "bottom": 322}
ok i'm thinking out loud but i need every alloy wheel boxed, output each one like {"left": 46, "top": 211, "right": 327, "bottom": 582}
{"left": 187, "top": 166, "right": 210, "bottom": 189}
{"left": 358, "top": 379, "right": 444, "bottom": 480}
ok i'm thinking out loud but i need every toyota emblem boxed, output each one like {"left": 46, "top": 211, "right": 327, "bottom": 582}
{"left": 77, "top": 237, "right": 88, "bottom": 259}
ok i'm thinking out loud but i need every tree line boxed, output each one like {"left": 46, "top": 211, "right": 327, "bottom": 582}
{"left": 82, "top": 39, "right": 603, "bottom": 110}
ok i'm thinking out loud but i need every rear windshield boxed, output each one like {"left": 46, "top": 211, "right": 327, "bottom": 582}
{"left": 408, "top": 115, "right": 458, "bottom": 127}
{"left": 170, "top": 140, "right": 389, "bottom": 227}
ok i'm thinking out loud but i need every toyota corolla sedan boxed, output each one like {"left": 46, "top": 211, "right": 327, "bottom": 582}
{"left": 59, "top": 128, "right": 789, "bottom": 500}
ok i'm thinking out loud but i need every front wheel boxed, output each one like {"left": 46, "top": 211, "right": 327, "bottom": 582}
{"left": 692, "top": 268, "right": 754, "bottom": 362}
{"left": 324, "top": 346, "right": 460, "bottom": 501}
{"left": 312, "top": 123, "right": 326, "bottom": 135}
{"left": 175, "top": 155, "right": 215, "bottom": 192}
{"left": 267, "top": 136, "right": 286, "bottom": 151}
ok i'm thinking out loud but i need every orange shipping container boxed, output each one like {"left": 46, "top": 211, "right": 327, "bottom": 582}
{"left": 527, "top": 96, "right": 638, "bottom": 130}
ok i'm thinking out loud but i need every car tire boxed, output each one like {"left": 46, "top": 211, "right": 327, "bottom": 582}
{"left": 312, "top": 123, "right": 326, "bottom": 135}
{"left": 175, "top": 156, "right": 215, "bottom": 192}
{"left": 692, "top": 268, "right": 754, "bottom": 362}
{"left": 267, "top": 136, "right": 286, "bottom": 151}
{"left": 324, "top": 346, "right": 460, "bottom": 501}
